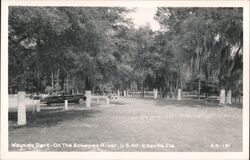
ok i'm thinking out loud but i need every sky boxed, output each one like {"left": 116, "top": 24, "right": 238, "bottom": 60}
{"left": 126, "top": 7, "right": 161, "bottom": 31}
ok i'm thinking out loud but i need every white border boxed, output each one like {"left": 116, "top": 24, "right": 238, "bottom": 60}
{"left": 1, "top": 0, "right": 249, "bottom": 160}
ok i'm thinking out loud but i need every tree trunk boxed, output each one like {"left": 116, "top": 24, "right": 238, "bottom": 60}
{"left": 166, "top": 78, "right": 170, "bottom": 98}
{"left": 180, "top": 75, "right": 182, "bottom": 88}
{"left": 57, "top": 68, "right": 60, "bottom": 84}
{"left": 170, "top": 86, "right": 173, "bottom": 98}
{"left": 85, "top": 76, "right": 91, "bottom": 90}
{"left": 36, "top": 71, "right": 39, "bottom": 92}
{"left": 66, "top": 74, "right": 69, "bottom": 92}
{"left": 51, "top": 72, "right": 54, "bottom": 88}
{"left": 170, "top": 74, "right": 173, "bottom": 98}
{"left": 180, "top": 74, "right": 183, "bottom": 97}
{"left": 160, "top": 88, "right": 162, "bottom": 98}
{"left": 198, "top": 78, "right": 201, "bottom": 100}
{"left": 177, "top": 88, "right": 181, "bottom": 100}
{"left": 176, "top": 77, "right": 179, "bottom": 98}
{"left": 226, "top": 90, "right": 232, "bottom": 104}
{"left": 220, "top": 89, "right": 226, "bottom": 104}
{"left": 63, "top": 78, "right": 66, "bottom": 91}
{"left": 142, "top": 85, "right": 145, "bottom": 98}
{"left": 162, "top": 86, "right": 165, "bottom": 98}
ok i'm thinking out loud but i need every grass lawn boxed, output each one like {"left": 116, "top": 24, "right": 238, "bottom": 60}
{"left": 8, "top": 97, "right": 242, "bottom": 152}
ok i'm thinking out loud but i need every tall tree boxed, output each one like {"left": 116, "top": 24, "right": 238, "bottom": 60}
{"left": 154, "top": 7, "right": 243, "bottom": 100}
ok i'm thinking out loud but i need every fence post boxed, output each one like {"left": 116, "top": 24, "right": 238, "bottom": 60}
{"left": 32, "top": 98, "right": 35, "bottom": 114}
{"left": 226, "top": 90, "right": 232, "bottom": 104}
{"left": 117, "top": 90, "right": 120, "bottom": 99}
{"left": 86, "top": 90, "right": 91, "bottom": 108}
{"left": 220, "top": 89, "right": 226, "bottom": 104}
{"left": 65, "top": 100, "right": 68, "bottom": 110}
{"left": 154, "top": 89, "right": 158, "bottom": 99}
{"left": 177, "top": 89, "right": 181, "bottom": 100}
{"left": 36, "top": 100, "right": 40, "bottom": 112}
{"left": 124, "top": 90, "right": 126, "bottom": 97}
{"left": 17, "top": 91, "right": 26, "bottom": 126}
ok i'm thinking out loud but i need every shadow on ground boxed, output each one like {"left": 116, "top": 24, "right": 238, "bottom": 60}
{"left": 9, "top": 109, "right": 101, "bottom": 129}
{"left": 110, "top": 101, "right": 128, "bottom": 105}
{"left": 153, "top": 98, "right": 243, "bottom": 109}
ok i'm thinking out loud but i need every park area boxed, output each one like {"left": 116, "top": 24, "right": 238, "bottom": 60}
{"left": 8, "top": 96, "right": 242, "bottom": 152}
{"left": 6, "top": 6, "right": 245, "bottom": 154}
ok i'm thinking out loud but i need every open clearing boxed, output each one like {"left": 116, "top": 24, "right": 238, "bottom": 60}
{"left": 8, "top": 97, "right": 242, "bottom": 152}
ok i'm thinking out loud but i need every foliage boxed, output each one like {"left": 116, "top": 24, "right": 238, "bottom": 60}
{"left": 9, "top": 7, "right": 243, "bottom": 96}
{"left": 154, "top": 7, "right": 243, "bottom": 93}
{"left": 54, "top": 82, "right": 61, "bottom": 91}
{"left": 45, "top": 85, "right": 54, "bottom": 94}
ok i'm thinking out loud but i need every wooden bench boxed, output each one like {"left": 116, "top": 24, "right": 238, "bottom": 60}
{"left": 205, "top": 96, "right": 220, "bottom": 103}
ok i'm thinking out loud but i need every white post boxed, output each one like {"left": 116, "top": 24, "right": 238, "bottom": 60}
{"left": 177, "top": 89, "right": 182, "bottom": 100}
{"left": 36, "top": 100, "right": 40, "bottom": 112}
{"left": 106, "top": 97, "right": 110, "bottom": 105}
{"left": 156, "top": 89, "right": 158, "bottom": 99}
{"left": 65, "top": 100, "right": 68, "bottom": 110}
{"left": 154, "top": 89, "right": 158, "bottom": 99}
{"left": 124, "top": 91, "right": 126, "bottom": 97}
{"left": 117, "top": 90, "right": 120, "bottom": 99}
{"left": 226, "top": 90, "right": 232, "bottom": 104}
{"left": 86, "top": 90, "right": 91, "bottom": 108}
{"left": 97, "top": 96, "right": 100, "bottom": 104}
{"left": 32, "top": 99, "right": 35, "bottom": 114}
{"left": 220, "top": 89, "right": 226, "bottom": 104}
{"left": 17, "top": 91, "right": 26, "bottom": 126}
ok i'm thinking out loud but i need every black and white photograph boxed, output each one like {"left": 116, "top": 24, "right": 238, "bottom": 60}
{"left": 1, "top": 0, "right": 249, "bottom": 160}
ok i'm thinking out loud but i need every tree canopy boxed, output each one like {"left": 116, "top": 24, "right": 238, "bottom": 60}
{"left": 9, "top": 7, "right": 243, "bottom": 97}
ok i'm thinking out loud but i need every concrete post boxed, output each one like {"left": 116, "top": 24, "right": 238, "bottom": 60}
{"left": 65, "top": 100, "right": 68, "bottom": 110}
{"left": 32, "top": 99, "right": 35, "bottom": 114}
{"left": 86, "top": 90, "right": 91, "bottom": 108}
{"left": 17, "top": 91, "right": 26, "bottom": 126}
{"left": 226, "top": 90, "right": 232, "bottom": 104}
{"left": 36, "top": 100, "right": 40, "bottom": 112}
{"left": 156, "top": 89, "right": 158, "bottom": 98}
{"left": 154, "top": 89, "right": 158, "bottom": 99}
{"left": 220, "top": 89, "right": 226, "bottom": 104}
{"left": 117, "top": 90, "right": 120, "bottom": 99}
{"left": 177, "top": 89, "right": 181, "bottom": 100}
{"left": 106, "top": 97, "right": 110, "bottom": 105}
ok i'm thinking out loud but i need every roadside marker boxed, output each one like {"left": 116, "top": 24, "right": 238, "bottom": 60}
{"left": 154, "top": 89, "right": 158, "bottom": 99}
{"left": 177, "top": 89, "right": 182, "bottom": 100}
{"left": 36, "top": 100, "right": 40, "bottom": 112}
{"left": 17, "top": 91, "right": 26, "bottom": 126}
{"left": 65, "top": 100, "right": 68, "bottom": 110}
{"left": 86, "top": 90, "right": 91, "bottom": 108}
{"left": 117, "top": 90, "right": 120, "bottom": 99}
